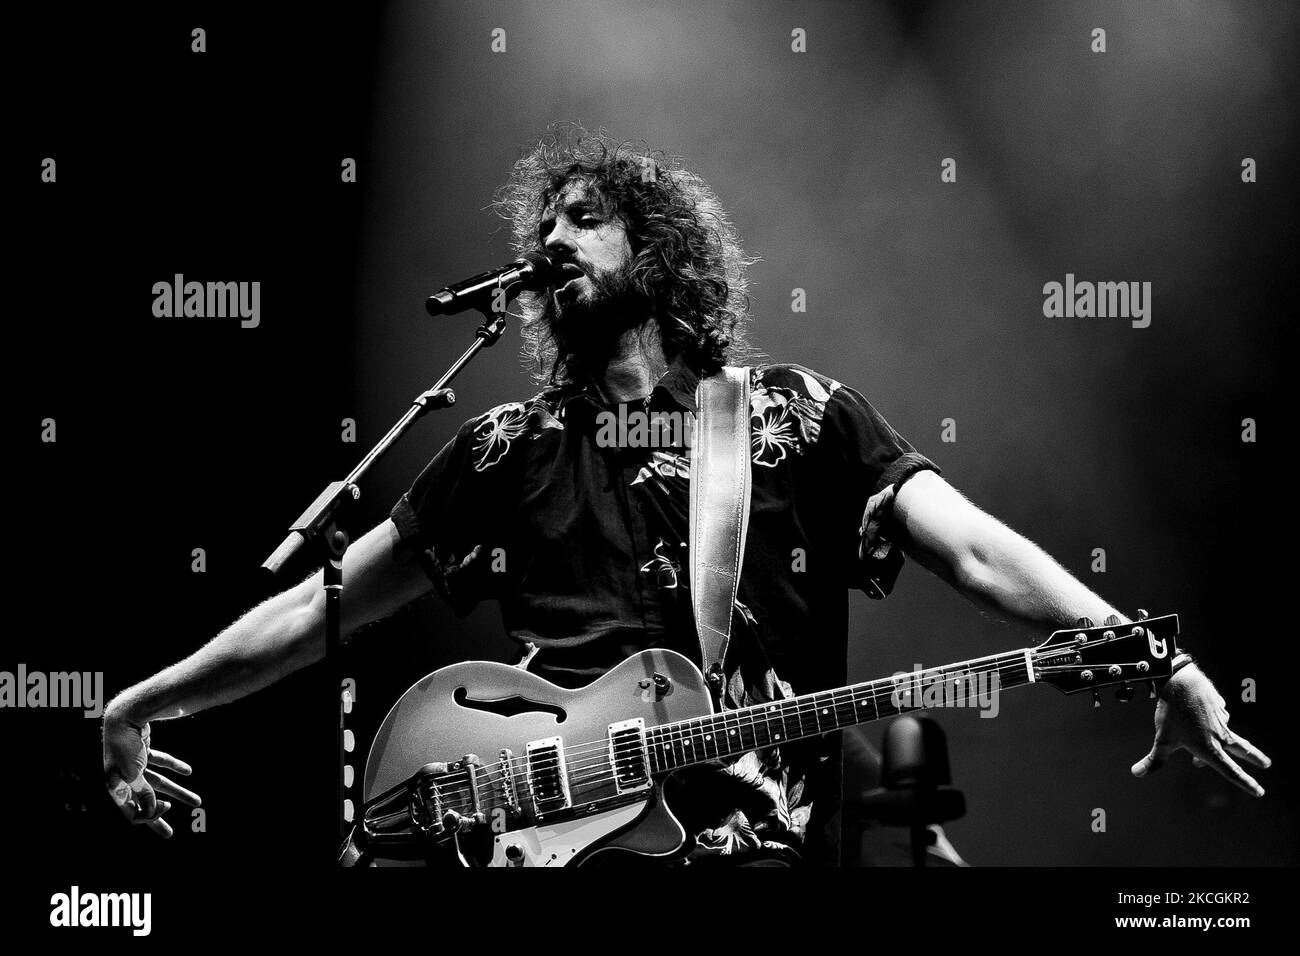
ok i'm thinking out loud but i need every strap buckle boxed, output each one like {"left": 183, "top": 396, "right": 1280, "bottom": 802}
{"left": 705, "top": 662, "right": 726, "bottom": 707}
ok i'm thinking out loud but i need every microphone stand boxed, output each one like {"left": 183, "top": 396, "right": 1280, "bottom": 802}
{"left": 260, "top": 307, "right": 511, "bottom": 844}
{"left": 855, "top": 715, "right": 965, "bottom": 867}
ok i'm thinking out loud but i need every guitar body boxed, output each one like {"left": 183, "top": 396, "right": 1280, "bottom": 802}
{"left": 362, "top": 648, "right": 712, "bottom": 866}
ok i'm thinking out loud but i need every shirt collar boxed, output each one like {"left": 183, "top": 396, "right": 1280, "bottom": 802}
{"left": 653, "top": 353, "right": 701, "bottom": 414}
{"left": 559, "top": 353, "right": 701, "bottom": 417}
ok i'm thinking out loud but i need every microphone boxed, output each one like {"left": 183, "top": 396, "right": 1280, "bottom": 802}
{"left": 425, "top": 251, "right": 556, "bottom": 316}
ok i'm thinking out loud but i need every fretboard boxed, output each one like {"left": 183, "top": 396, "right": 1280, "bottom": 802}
{"left": 642, "top": 648, "right": 1035, "bottom": 773}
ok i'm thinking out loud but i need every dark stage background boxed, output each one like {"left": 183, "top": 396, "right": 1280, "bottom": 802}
{"left": 11, "top": 0, "right": 1295, "bottom": 901}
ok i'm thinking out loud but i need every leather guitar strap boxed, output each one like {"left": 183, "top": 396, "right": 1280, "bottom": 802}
{"left": 689, "top": 365, "right": 752, "bottom": 710}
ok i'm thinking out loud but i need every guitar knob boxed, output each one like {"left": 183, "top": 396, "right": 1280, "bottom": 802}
{"left": 1092, "top": 690, "right": 1102, "bottom": 708}
{"left": 1115, "top": 682, "right": 1135, "bottom": 703}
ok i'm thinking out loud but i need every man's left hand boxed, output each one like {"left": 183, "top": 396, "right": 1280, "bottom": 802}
{"left": 1131, "top": 665, "right": 1270, "bottom": 796}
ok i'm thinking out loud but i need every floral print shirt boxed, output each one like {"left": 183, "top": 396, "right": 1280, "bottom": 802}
{"left": 390, "top": 359, "right": 938, "bottom": 864}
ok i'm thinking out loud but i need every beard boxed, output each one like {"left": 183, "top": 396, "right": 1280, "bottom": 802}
{"left": 543, "top": 259, "right": 654, "bottom": 370}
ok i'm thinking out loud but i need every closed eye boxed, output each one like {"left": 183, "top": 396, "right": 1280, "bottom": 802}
{"left": 538, "top": 205, "right": 602, "bottom": 240}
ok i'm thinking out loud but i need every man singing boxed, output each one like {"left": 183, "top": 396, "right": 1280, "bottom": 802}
{"left": 102, "top": 126, "right": 1269, "bottom": 865}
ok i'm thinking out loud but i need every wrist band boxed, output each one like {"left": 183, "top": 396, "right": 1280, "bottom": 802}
{"left": 1153, "top": 649, "right": 1194, "bottom": 694}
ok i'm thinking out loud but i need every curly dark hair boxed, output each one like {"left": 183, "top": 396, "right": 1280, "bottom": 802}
{"left": 492, "top": 124, "right": 758, "bottom": 385}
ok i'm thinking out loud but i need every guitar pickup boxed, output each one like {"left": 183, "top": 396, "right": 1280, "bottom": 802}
{"left": 607, "top": 719, "right": 651, "bottom": 794}
{"left": 525, "top": 737, "right": 571, "bottom": 815}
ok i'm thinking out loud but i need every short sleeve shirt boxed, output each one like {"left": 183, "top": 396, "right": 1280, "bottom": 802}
{"left": 390, "top": 358, "right": 939, "bottom": 863}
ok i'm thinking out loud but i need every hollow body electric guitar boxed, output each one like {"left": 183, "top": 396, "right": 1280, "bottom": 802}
{"left": 355, "top": 613, "right": 1178, "bottom": 866}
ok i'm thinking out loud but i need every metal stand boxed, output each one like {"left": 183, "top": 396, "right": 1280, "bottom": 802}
{"left": 260, "top": 310, "right": 509, "bottom": 840}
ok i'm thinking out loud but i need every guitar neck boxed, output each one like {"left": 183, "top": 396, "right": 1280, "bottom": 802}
{"left": 645, "top": 647, "right": 1036, "bottom": 773}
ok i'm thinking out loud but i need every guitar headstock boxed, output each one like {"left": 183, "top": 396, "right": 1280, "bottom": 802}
{"left": 1031, "top": 612, "right": 1179, "bottom": 701}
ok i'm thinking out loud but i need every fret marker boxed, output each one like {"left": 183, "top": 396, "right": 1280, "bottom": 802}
{"left": 774, "top": 734, "right": 782, "bottom": 740}
{"left": 705, "top": 734, "right": 712, "bottom": 741}
{"left": 821, "top": 708, "right": 828, "bottom": 715}
{"left": 729, "top": 730, "right": 736, "bottom": 736}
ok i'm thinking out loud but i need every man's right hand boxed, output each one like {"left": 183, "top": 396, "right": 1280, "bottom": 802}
{"left": 102, "top": 708, "right": 201, "bottom": 838}
{"left": 95, "top": 518, "right": 428, "bottom": 839}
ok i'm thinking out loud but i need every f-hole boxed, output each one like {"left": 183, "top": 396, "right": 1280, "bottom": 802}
{"left": 453, "top": 687, "right": 567, "bottom": 722}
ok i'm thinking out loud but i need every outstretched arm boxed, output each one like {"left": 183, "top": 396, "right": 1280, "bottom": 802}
{"left": 887, "top": 470, "right": 1270, "bottom": 796}
{"left": 103, "top": 518, "right": 432, "bottom": 836}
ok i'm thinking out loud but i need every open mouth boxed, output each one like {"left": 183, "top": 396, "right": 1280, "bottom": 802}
{"left": 555, "top": 263, "right": 585, "bottom": 289}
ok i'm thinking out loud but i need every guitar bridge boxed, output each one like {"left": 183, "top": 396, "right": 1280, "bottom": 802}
{"left": 497, "top": 749, "right": 519, "bottom": 814}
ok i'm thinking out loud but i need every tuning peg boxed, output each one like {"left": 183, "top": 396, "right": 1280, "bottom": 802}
{"left": 1076, "top": 617, "right": 1095, "bottom": 629}
{"left": 1115, "top": 682, "right": 1135, "bottom": 703}
{"left": 1092, "top": 690, "right": 1101, "bottom": 708}
{"left": 1103, "top": 614, "right": 1122, "bottom": 627}
{"left": 1136, "top": 608, "right": 1150, "bottom": 620}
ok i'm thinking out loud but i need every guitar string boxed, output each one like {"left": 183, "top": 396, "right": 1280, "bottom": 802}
{"left": 530, "top": 659, "right": 1131, "bottom": 792}
{"left": 424, "top": 657, "right": 1147, "bottom": 801}
{"left": 366, "top": 656, "right": 1043, "bottom": 822}
{"left": 547, "top": 629, "right": 1151, "bottom": 776}
{"left": 372, "top": 654, "right": 1160, "bottom": 822}
{"left": 481, "top": 656, "right": 1129, "bottom": 787}
{"left": 379, "top": 657, "right": 1044, "bottom": 818}
{"left": 500, "top": 654, "right": 1037, "bottom": 771}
